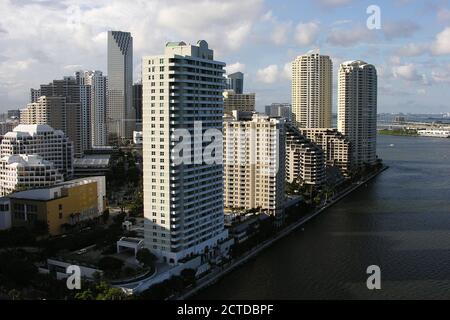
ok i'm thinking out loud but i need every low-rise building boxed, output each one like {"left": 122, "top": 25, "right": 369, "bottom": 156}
{"left": 0, "top": 154, "right": 63, "bottom": 196}
{"left": 0, "top": 176, "right": 106, "bottom": 235}
{"left": 73, "top": 154, "right": 111, "bottom": 177}
{"left": 133, "top": 131, "right": 143, "bottom": 145}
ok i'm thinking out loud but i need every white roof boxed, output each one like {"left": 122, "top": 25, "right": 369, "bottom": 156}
{"left": 0, "top": 154, "right": 50, "bottom": 167}
{"left": 4, "top": 124, "right": 64, "bottom": 138}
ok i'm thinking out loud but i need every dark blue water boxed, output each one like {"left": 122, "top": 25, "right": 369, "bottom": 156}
{"left": 195, "top": 135, "right": 450, "bottom": 299}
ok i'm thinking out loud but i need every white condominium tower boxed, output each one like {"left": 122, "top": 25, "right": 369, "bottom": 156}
{"left": 223, "top": 112, "right": 285, "bottom": 217}
{"left": 291, "top": 52, "right": 332, "bottom": 128}
{"left": 338, "top": 61, "right": 377, "bottom": 167}
{"left": 142, "top": 40, "right": 228, "bottom": 264}
{"left": 107, "top": 31, "right": 134, "bottom": 144}
{"left": 0, "top": 124, "right": 74, "bottom": 179}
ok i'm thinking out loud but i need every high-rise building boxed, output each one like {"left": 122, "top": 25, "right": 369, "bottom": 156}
{"left": 107, "top": 31, "right": 134, "bottom": 144}
{"left": 223, "top": 90, "right": 255, "bottom": 115}
{"left": 133, "top": 82, "right": 143, "bottom": 131}
{"left": 33, "top": 76, "right": 88, "bottom": 155}
{"left": 338, "top": 60, "right": 377, "bottom": 167}
{"left": 223, "top": 112, "right": 285, "bottom": 217}
{"left": 226, "top": 72, "right": 244, "bottom": 94}
{"left": 0, "top": 154, "right": 63, "bottom": 196}
{"left": 0, "top": 124, "right": 74, "bottom": 178}
{"left": 299, "top": 128, "right": 351, "bottom": 177}
{"left": 285, "top": 124, "right": 326, "bottom": 185}
{"left": 142, "top": 40, "right": 228, "bottom": 264}
{"left": 30, "top": 88, "right": 41, "bottom": 103}
{"left": 20, "top": 95, "right": 82, "bottom": 156}
{"left": 265, "top": 103, "right": 292, "bottom": 121}
{"left": 77, "top": 71, "right": 107, "bottom": 147}
{"left": 291, "top": 52, "right": 332, "bottom": 128}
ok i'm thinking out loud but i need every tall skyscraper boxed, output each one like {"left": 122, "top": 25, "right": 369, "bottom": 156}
{"left": 142, "top": 40, "right": 228, "bottom": 264}
{"left": 226, "top": 71, "right": 244, "bottom": 94}
{"left": 107, "top": 31, "right": 134, "bottom": 144}
{"left": 291, "top": 52, "right": 332, "bottom": 128}
{"left": 20, "top": 95, "right": 83, "bottom": 156}
{"left": 338, "top": 60, "right": 377, "bottom": 167}
{"left": 33, "top": 76, "right": 89, "bottom": 155}
{"left": 77, "top": 71, "right": 107, "bottom": 147}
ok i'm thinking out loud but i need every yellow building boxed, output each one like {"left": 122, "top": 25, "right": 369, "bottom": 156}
{"left": 4, "top": 176, "right": 106, "bottom": 235}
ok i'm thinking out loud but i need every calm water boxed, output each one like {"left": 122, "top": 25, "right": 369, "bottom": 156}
{"left": 195, "top": 135, "right": 450, "bottom": 299}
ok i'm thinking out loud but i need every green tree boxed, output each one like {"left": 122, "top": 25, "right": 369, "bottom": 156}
{"left": 98, "top": 256, "right": 124, "bottom": 276}
{"left": 136, "top": 248, "right": 156, "bottom": 268}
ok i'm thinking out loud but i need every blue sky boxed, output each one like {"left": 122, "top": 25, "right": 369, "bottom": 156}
{"left": 0, "top": 0, "right": 449, "bottom": 113}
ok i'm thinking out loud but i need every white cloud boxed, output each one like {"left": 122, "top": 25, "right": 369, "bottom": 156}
{"left": 326, "top": 25, "right": 376, "bottom": 47}
{"left": 383, "top": 21, "right": 420, "bottom": 40}
{"left": 431, "top": 27, "right": 450, "bottom": 56}
{"left": 282, "top": 62, "right": 292, "bottom": 80}
{"left": 437, "top": 8, "right": 450, "bottom": 23}
{"left": 294, "top": 22, "right": 320, "bottom": 46}
{"left": 316, "top": 0, "right": 353, "bottom": 7}
{"left": 0, "top": 0, "right": 265, "bottom": 109}
{"left": 271, "top": 21, "right": 292, "bottom": 45}
{"left": 394, "top": 43, "right": 428, "bottom": 57}
{"left": 392, "top": 64, "right": 423, "bottom": 81}
{"left": 256, "top": 65, "right": 279, "bottom": 84}
{"left": 226, "top": 62, "right": 245, "bottom": 75}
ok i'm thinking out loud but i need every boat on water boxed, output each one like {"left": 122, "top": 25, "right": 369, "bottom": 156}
{"left": 389, "top": 144, "right": 395, "bottom": 147}
{"left": 417, "top": 129, "right": 450, "bottom": 138}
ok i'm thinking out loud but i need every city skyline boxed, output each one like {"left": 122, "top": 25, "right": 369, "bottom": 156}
{"left": 0, "top": 0, "right": 449, "bottom": 114}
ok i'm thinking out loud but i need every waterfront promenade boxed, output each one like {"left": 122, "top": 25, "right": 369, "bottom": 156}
{"left": 177, "top": 166, "right": 388, "bottom": 300}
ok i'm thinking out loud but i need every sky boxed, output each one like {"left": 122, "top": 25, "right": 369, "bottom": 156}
{"left": 0, "top": 0, "right": 449, "bottom": 114}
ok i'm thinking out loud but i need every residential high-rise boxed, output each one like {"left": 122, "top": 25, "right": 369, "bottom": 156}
{"left": 30, "top": 88, "right": 41, "bottom": 103}
{"left": 299, "top": 128, "right": 351, "bottom": 177}
{"left": 226, "top": 71, "right": 244, "bottom": 94}
{"left": 223, "top": 90, "right": 255, "bottom": 115}
{"left": 338, "top": 60, "right": 377, "bottom": 167}
{"left": 265, "top": 103, "right": 292, "bottom": 121}
{"left": 291, "top": 52, "right": 332, "bottom": 128}
{"left": 223, "top": 112, "right": 285, "bottom": 217}
{"left": 33, "top": 76, "right": 88, "bottom": 155}
{"left": 0, "top": 154, "right": 63, "bottom": 196}
{"left": 20, "top": 95, "right": 82, "bottom": 156}
{"left": 0, "top": 124, "right": 74, "bottom": 178}
{"left": 107, "top": 31, "right": 134, "bottom": 144}
{"left": 285, "top": 124, "right": 326, "bottom": 185}
{"left": 142, "top": 40, "right": 228, "bottom": 264}
{"left": 133, "top": 82, "right": 143, "bottom": 131}
{"left": 77, "top": 71, "right": 107, "bottom": 147}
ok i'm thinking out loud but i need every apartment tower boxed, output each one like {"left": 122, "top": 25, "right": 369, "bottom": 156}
{"left": 291, "top": 52, "right": 332, "bottom": 128}
{"left": 142, "top": 40, "right": 228, "bottom": 264}
{"left": 337, "top": 61, "right": 377, "bottom": 167}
